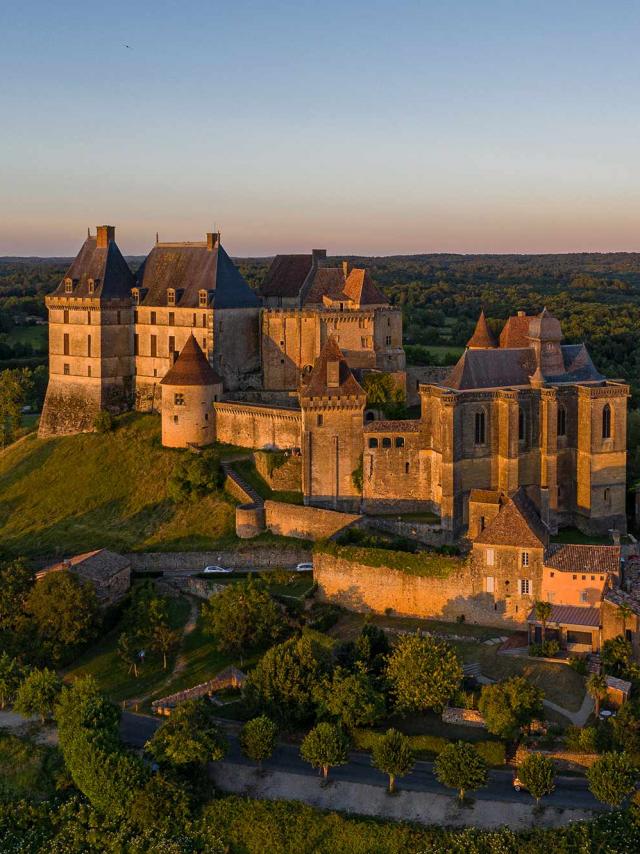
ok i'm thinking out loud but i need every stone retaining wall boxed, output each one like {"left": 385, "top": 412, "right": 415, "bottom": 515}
{"left": 442, "top": 707, "right": 486, "bottom": 728}
{"left": 127, "top": 547, "right": 311, "bottom": 573}
{"left": 364, "top": 515, "right": 446, "bottom": 547}
{"left": 265, "top": 500, "right": 361, "bottom": 541}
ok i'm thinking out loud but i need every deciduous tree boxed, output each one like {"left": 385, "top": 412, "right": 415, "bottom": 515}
{"left": 478, "top": 676, "right": 544, "bottom": 739}
{"left": 14, "top": 667, "right": 61, "bottom": 723}
{"left": 314, "top": 667, "right": 385, "bottom": 730}
{"left": 587, "top": 752, "right": 637, "bottom": 808}
{"left": 586, "top": 673, "right": 608, "bottom": 718}
{"left": 151, "top": 622, "right": 179, "bottom": 670}
{"left": 371, "top": 728, "right": 414, "bottom": 793}
{"left": 434, "top": 741, "right": 488, "bottom": 802}
{"left": 385, "top": 633, "right": 462, "bottom": 714}
{"left": 517, "top": 752, "right": 555, "bottom": 804}
{"left": 300, "top": 722, "right": 349, "bottom": 783}
{"left": 146, "top": 699, "right": 228, "bottom": 767}
{"left": 0, "top": 652, "right": 22, "bottom": 709}
{"left": 240, "top": 715, "right": 278, "bottom": 771}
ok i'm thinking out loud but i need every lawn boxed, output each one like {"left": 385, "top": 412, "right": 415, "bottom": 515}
{"left": 452, "top": 642, "right": 586, "bottom": 713}
{"left": 234, "top": 458, "right": 304, "bottom": 505}
{"left": 0, "top": 413, "right": 238, "bottom": 561}
{"left": 64, "top": 596, "right": 191, "bottom": 704}
{"left": 0, "top": 324, "right": 48, "bottom": 351}
{"left": 551, "top": 527, "right": 611, "bottom": 546}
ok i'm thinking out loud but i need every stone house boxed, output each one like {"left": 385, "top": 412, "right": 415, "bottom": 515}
{"left": 36, "top": 549, "right": 131, "bottom": 607}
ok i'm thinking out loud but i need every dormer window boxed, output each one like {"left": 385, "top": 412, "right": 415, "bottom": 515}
{"left": 199, "top": 290, "right": 208, "bottom": 308}
{"left": 87, "top": 278, "right": 95, "bottom": 294}
{"left": 64, "top": 278, "right": 73, "bottom": 294}
{"left": 131, "top": 288, "right": 140, "bottom": 305}
{"left": 167, "top": 288, "right": 176, "bottom": 306}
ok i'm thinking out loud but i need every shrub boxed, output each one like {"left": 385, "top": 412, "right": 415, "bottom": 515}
{"left": 473, "top": 740, "right": 506, "bottom": 767}
{"left": 385, "top": 633, "right": 462, "bottom": 713}
{"left": 542, "top": 639, "right": 560, "bottom": 657}
{"left": 569, "top": 656, "right": 588, "bottom": 675}
{"left": 93, "top": 410, "right": 113, "bottom": 433}
{"left": 306, "top": 603, "right": 343, "bottom": 632}
{"left": 434, "top": 741, "right": 488, "bottom": 802}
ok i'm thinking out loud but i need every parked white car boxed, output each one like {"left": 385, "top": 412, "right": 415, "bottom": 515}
{"left": 295, "top": 562, "right": 313, "bottom": 572}
{"left": 203, "top": 565, "right": 233, "bottom": 574}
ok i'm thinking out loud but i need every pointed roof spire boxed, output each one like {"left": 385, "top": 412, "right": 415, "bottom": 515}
{"left": 160, "top": 334, "right": 222, "bottom": 386}
{"left": 300, "top": 336, "right": 365, "bottom": 399}
{"left": 467, "top": 310, "right": 497, "bottom": 349}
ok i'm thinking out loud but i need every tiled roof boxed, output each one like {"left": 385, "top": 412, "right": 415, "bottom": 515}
{"left": 527, "top": 604, "right": 601, "bottom": 628}
{"left": 300, "top": 336, "right": 365, "bottom": 399}
{"left": 363, "top": 420, "right": 422, "bottom": 433}
{"left": 160, "top": 335, "right": 222, "bottom": 386}
{"left": 474, "top": 488, "right": 547, "bottom": 548}
{"left": 260, "top": 254, "right": 313, "bottom": 298}
{"left": 136, "top": 239, "right": 259, "bottom": 309}
{"left": 38, "top": 549, "right": 130, "bottom": 583}
{"left": 545, "top": 544, "right": 620, "bottom": 574}
{"left": 343, "top": 268, "right": 388, "bottom": 306}
{"left": 605, "top": 675, "right": 632, "bottom": 694}
{"left": 51, "top": 236, "right": 135, "bottom": 300}
{"left": 499, "top": 314, "right": 532, "bottom": 348}
{"left": 603, "top": 588, "right": 640, "bottom": 617}
{"left": 467, "top": 311, "right": 497, "bottom": 349}
{"left": 302, "top": 267, "right": 346, "bottom": 305}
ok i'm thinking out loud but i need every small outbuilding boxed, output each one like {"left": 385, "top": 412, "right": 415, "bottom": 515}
{"left": 160, "top": 334, "right": 223, "bottom": 448}
{"left": 36, "top": 549, "right": 131, "bottom": 606}
{"left": 605, "top": 675, "right": 632, "bottom": 708}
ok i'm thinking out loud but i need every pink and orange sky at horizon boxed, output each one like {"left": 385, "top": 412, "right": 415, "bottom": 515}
{"left": 2, "top": 0, "right": 640, "bottom": 257}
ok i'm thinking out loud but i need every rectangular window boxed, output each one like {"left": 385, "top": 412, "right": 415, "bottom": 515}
{"left": 521, "top": 551, "right": 529, "bottom": 567}
{"left": 87, "top": 310, "right": 91, "bottom": 324}
{"left": 87, "top": 365, "right": 91, "bottom": 377}
{"left": 580, "top": 590, "right": 589, "bottom": 603}
{"left": 385, "top": 335, "right": 392, "bottom": 346}
{"left": 317, "top": 414, "right": 323, "bottom": 427}
{"left": 63, "top": 333, "right": 69, "bottom": 356}
{"left": 87, "top": 334, "right": 92, "bottom": 357}
{"left": 485, "top": 576, "right": 495, "bottom": 593}
{"left": 168, "top": 312, "right": 175, "bottom": 327}
{"left": 173, "top": 415, "right": 179, "bottom": 424}
{"left": 405, "top": 462, "right": 410, "bottom": 474}
{"left": 486, "top": 548, "right": 495, "bottom": 567}
{"left": 134, "top": 310, "right": 139, "bottom": 324}
{"left": 382, "top": 437, "right": 392, "bottom": 448}
{"left": 518, "top": 579, "right": 531, "bottom": 595}
{"left": 174, "top": 393, "right": 185, "bottom": 406}
{"left": 63, "top": 363, "right": 70, "bottom": 375}
{"left": 117, "top": 310, "right": 121, "bottom": 324}
{"left": 63, "top": 309, "right": 69, "bottom": 324}
{"left": 361, "top": 337, "right": 367, "bottom": 348}
{"left": 134, "top": 334, "right": 139, "bottom": 356}
{"left": 202, "top": 338, "right": 207, "bottom": 352}
{"left": 368, "top": 438, "right": 378, "bottom": 448}
{"left": 150, "top": 335, "right": 157, "bottom": 357}
{"left": 202, "top": 315, "right": 207, "bottom": 328}
{"left": 193, "top": 313, "right": 197, "bottom": 326}
{"left": 150, "top": 311, "right": 157, "bottom": 325}
{"left": 395, "top": 437, "right": 404, "bottom": 447}
{"left": 169, "top": 336, "right": 175, "bottom": 354}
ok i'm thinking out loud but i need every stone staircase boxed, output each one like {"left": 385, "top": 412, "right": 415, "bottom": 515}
{"left": 588, "top": 653, "right": 602, "bottom": 675}
{"left": 221, "top": 461, "right": 264, "bottom": 507}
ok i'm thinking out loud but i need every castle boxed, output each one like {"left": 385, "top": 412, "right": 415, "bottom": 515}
{"left": 40, "top": 226, "right": 629, "bottom": 539}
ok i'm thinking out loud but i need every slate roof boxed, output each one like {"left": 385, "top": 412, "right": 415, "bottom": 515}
{"left": 51, "top": 235, "right": 135, "bottom": 299}
{"left": 467, "top": 311, "right": 497, "bottom": 349}
{"left": 444, "top": 344, "right": 603, "bottom": 390}
{"left": 544, "top": 544, "right": 620, "bottom": 575}
{"left": 527, "top": 604, "right": 601, "bottom": 628}
{"left": 160, "top": 335, "right": 222, "bottom": 386}
{"left": 136, "top": 239, "right": 259, "bottom": 309}
{"left": 302, "top": 267, "right": 347, "bottom": 305}
{"left": 38, "top": 549, "right": 130, "bottom": 583}
{"left": 260, "top": 254, "right": 313, "bottom": 299}
{"left": 474, "top": 489, "right": 547, "bottom": 548}
{"left": 300, "top": 336, "right": 365, "bottom": 399}
{"left": 343, "top": 268, "right": 388, "bottom": 306}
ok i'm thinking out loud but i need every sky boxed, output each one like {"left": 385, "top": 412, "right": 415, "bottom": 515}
{"left": 1, "top": 0, "right": 640, "bottom": 256}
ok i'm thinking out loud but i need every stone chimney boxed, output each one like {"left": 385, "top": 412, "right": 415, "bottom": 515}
{"left": 96, "top": 225, "right": 115, "bottom": 248}
{"left": 342, "top": 260, "right": 349, "bottom": 278}
{"left": 206, "top": 232, "right": 220, "bottom": 251}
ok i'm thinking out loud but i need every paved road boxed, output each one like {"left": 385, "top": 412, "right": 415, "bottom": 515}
{"left": 120, "top": 712, "right": 601, "bottom": 810}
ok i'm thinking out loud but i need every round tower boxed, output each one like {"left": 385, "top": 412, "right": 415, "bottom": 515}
{"left": 160, "top": 334, "right": 222, "bottom": 448}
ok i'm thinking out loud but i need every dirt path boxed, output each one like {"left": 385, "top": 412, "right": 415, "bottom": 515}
{"left": 128, "top": 596, "right": 200, "bottom": 708}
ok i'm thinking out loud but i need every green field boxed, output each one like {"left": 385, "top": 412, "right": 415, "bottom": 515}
{"left": 234, "top": 458, "right": 304, "bottom": 505}
{"left": 0, "top": 324, "right": 48, "bottom": 350}
{"left": 0, "top": 414, "right": 237, "bottom": 561}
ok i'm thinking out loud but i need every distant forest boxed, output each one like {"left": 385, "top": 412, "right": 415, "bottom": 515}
{"left": 2, "top": 252, "right": 640, "bottom": 404}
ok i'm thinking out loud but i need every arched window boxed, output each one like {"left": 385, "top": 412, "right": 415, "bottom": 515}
{"left": 602, "top": 404, "right": 612, "bottom": 440}
{"left": 368, "top": 438, "right": 378, "bottom": 449}
{"left": 382, "top": 437, "right": 392, "bottom": 449}
{"left": 474, "top": 410, "right": 486, "bottom": 445}
{"left": 518, "top": 407, "right": 526, "bottom": 442}
{"left": 557, "top": 405, "right": 567, "bottom": 437}
{"left": 395, "top": 437, "right": 404, "bottom": 448}
{"left": 365, "top": 410, "right": 375, "bottom": 422}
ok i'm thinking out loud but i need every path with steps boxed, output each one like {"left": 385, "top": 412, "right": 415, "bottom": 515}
{"left": 221, "top": 461, "right": 264, "bottom": 507}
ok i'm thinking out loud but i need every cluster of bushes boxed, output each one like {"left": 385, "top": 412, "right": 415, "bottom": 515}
{"left": 351, "top": 728, "right": 505, "bottom": 767}
{"left": 529, "top": 640, "right": 560, "bottom": 658}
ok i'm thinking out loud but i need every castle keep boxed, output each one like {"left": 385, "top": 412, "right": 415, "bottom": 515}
{"left": 40, "top": 226, "right": 628, "bottom": 538}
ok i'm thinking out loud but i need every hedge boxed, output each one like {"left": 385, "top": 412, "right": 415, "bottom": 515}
{"left": 314, "top": 540, "right": 462, "bottom": 578}
{"left": 351, "top": 729, "right": 506, "bottom": 766}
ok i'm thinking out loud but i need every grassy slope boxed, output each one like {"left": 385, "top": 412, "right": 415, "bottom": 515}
{"left": 0, "top": 414, "right": 236, "bottom": 561}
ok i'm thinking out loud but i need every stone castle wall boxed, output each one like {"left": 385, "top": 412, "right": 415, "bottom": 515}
{"left": 253, "top": 451, "right": 302, "bottom": 491}
{"left": 314, "top": 551, "right": 530, "bottom": 628}
{"left": 214, "top": 402, "right": 301, "bottom": 450}
{"left": 127, "top": 546, "right": 311, "bottom": 572}
{"left": 264, "top": 500, "right": 361, "bottom": 541}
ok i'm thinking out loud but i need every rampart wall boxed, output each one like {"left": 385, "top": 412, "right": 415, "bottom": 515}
{"left": 264, "top": 500, "right": 360, "bottom": 541}
{"left": 214, "top": 401, "right": 301, "bottom": 450}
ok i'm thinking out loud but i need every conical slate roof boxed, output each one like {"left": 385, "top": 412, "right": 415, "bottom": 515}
{"left": 467, "top": 311, "right": 497, "bottom": 349}
{"left": 160, "top": 335, "right": 222, "bottom": 387}
{"left": 300, "top": 336, "right": 365, "bottom": 399}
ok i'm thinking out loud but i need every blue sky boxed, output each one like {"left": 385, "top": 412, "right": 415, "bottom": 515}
{"left": 1, "top": 0, "right": 640, "bottom": 255}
